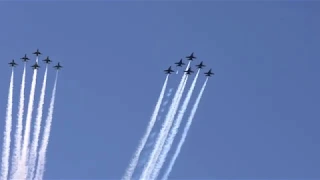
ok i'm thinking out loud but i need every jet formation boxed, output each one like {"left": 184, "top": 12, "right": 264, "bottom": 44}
{"left": 164, "top": 52, "right": 214, "bottom": 77}
{"left": 8, "top": 49, "right": 63, "bottom": 70}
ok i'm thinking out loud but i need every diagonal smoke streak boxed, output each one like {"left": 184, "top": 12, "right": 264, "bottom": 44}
{"left": 140, "top": 64, "right": 189, "bottom": 180}
{"left": 15, "top": 59, "right": 38, "bottom": 179}
{"left": 122, "top": 75, "right": 169, "bottom": 180}
{"left": 34, "top": 71, "right": 58, "bottom": 180}
{"left": 161, "top": 78, "right": 209, "bottom": 180}
{"left": 150, "top": 69, "right": 200, "bottom": 180}
{"left": 1, "top": 69, "right": 14, "bottom": 180}
{"left": 28, "top": 66, "right": 48, "bottom": 179}
{"left": 10, "top": 64, "right": 26, "bottom": 178}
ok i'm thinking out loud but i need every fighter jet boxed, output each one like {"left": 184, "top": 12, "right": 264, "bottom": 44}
{"left": 20, "top": 54, "right": 30, "bottom": 62}
{"left": 204, "top": 69, "right": 214, "bottom": 77}
{"left": 196, "top": 61, "right": 206, "bottom": 69}
{"left": 31, "top": 62, "right": 40, "bottom": 69}
{"left": 43, "top": 56, "right": 52, "bottom": 64}
{"left": 33, "top": 49, "right": 41, "bottom": 56}
{"left": 164, "top": 66, "right": 174, "bottom": 74}
{"left": 54, "top": 62, "right": 63, "bottom": 70}
{"left": 186, "top": 52, "right": 196, "bottom": 61}
{"left": 184, "top": 67, "right": 194, "bottom": 75}
{"left": 175, "top": 59, "right": 185, "bottom": 67}
{"left": 9, "top": 59, "right": 18, "bottom": 67}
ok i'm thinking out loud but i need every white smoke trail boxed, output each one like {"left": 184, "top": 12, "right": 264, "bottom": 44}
{"left": 15, "top": 63, "right": 38, "bottom": 179}
{"left": 161, "top": 78, "right": 209, "bottom": 180}
{"left": 1, "top": 70, "right": 14, "bottom": 180}
{"left": 28, "top": 66, "right": 48, "bottom": 179}
{"left": 34, "top": 71, "right": 59, "bottom": 180}
{"left": 10, "top": 64, "right": 26, "bottom": 178}
{"left": 150, "top": 69, "right": 200, "bottom": 180}
{"left": 122, "top": 75, "right": 169, "bottom": 180}
{"left": 140, "top": 68, "right": 189, "bottom": 180}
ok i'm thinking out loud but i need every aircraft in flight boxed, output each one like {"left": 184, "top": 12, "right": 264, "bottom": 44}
{"left": 54, "top": 62, "right": 63, "bottom": 70}
{"left": 164, "top": 66, "right": 174, "bottom": 74}
{"left": 196, "top": 61, "right": 206, "bottom": 69}
{"left": 31, "top": 62, "right": 40, "bottom": 69}
{"left": 204, "top": 69, "right": 214, "bottom": 77}
{"left": 33, "top": 49, "right": 41, "bottom": 56}
{"left": 175, "top": 59, "right": 185, "bottom": 67}
{"left": 20, "top": 54, "right": 30, "bottom": 62}
{"left": 9, "top": 59, "right": 18, "bottom": 67}
{"left": 43, "top": 56, "right": 52, "bottom": 64}
{"left": 184, "top": 67, "right": 194, "bottom": 75}
{"left": 186, "top": 52, "right": 196, "bottom": 61}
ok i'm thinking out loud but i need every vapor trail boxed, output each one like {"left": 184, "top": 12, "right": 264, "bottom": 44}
{"left": 150, "top": 69, "right": 200, "bottom": 180}
{"left": 16, "top": 60, "right": 38, "bottom": 179}
{"left": 28, "top": 65, "right": 48, "bottom": 179}
{"left": 140, "top": 62, "right": 190, "bottom": 180}
{"left": 34, "top": 71, "right": 58, "bottom": 180}
{"left": 122, "top": 75, "right": 169, "bottom": 180}
{"left": 161, "top": 78, "right": 209, "bottom": 180}
{"left": 10, "top": 64, "right": 26, "bottom": 178}
{"left": 1, "top": 69, "right": 14, "bottom": 180}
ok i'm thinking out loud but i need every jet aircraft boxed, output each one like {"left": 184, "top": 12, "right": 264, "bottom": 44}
{"left": 184, "top": 67, "right": 194, "bottom": 75}
{"left": 175, "top": 59, "right": 185, "bottom": 67}
{"left": 9, "top": 60, "right": 18, "bottom": 67}
{"left": 196, "top": 61, "right": 206, "bottom": 69}
{"left": 204, "top": 69, "right": 214, "bottom": 77}
{"left": 20, "top": 54, "right": 30, "bottom": 62}
{"left": 186, "top": 52, "right": 196, "bottom": 60}
{"left": 43, "top": 56, "right": 52, "bottom": 64}
{"left": 33, "top": 49, "right": 41, "bottom": 56}
{"left": 54, "top": 62, "right": 63, "bottom": 70}
{"left": 31, "top": 62, "right": 40, "bottom": 69}
{"left": 164, "top": 66, "right": 174, "bottom": 74}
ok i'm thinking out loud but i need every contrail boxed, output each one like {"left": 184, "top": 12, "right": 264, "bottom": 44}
{"left": 150, "top": 69, "right": 200, "bottom": 180}
{"left": 34, "top": 71, "right": 59, "bottom": 180}
{"left": 122, "top": 75, "right": 169, "bottom": 180}
{"left": 28, "top": 65, "right": 48, "bottom": 179}
{"left": 161, "top": 78, "right": 209, "bottom": 180}
{"left": 10, "top": 64, "right": 26, "bottom": 178}
{"left": 16, "top": 58, "right": 38, "bottom": 179}
{"left": 1, "top": 69, "right": 14, "bottom": 180}
{"left": 140, "top": 62, "right": 190, "bottom": 180}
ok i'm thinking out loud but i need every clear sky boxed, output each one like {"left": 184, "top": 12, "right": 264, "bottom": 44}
{"left": 0, "top": 1, "right": 319, "bottom": 179}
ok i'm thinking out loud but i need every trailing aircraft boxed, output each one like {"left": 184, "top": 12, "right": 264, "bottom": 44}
{"left": 184, "top": 67, "right": 194, "bottom": 75}
{"left": 33, "top": 49, "right": 41, "bottom": 56}
{"left": 43, "top": 56, "right": 52, "bottom": 64}
{"left": 175, "top": 59, "right": 185, "bottom": 67}
{"left": 186, "top": 52, "right": 196, "bottom": 60}
{"left": 9, "top": 59, "right": 18, "bottom": 67}
{"left": 54, "top": 62, "right": 63, "bottom": 70}
{"left": 196, "top": 61, "right": 205, "bottom": 69}
{"left": 164, "top": 66, "right": 174, "bottom": 74}
{"left": 204, "top": 69, "right": 214, "bottom": 77}
{"left": 21, "top": 54, "right": 30, "bottom": 62}
{"left": 31, "top": 62, "right": 40, "bottom": 69}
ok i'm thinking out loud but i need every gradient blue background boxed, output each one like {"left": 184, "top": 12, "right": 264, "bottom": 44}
{"left": 0, "top": 1, "right": 319, "bottom": 179}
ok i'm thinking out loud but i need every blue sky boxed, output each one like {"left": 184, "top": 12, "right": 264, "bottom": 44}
{"left": 0, "top": 1, "right": 319, "bottom": 179}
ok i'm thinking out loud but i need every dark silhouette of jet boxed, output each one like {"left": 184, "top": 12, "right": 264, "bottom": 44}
{"left": 54, "top": 62, "right": 63, "bottom": 70}
{"left": 43, "top": 56, "right": 52, "bottom": 64}
{"left": 20, "top": 54, "right": 30, "bottom": 62}
{"left": 175, "top": 59, "right": 185, "bottom": 67}
{"left": 204, "top": 69, "right": 214, "bottom": 77}
{"left": 9, "top": 59, "right": 18, "bottom": 67}
{"left": 186, "top": 52, "right": 196, "bottom": 61}
{"left": 31, "top": 62, "right": 40, "bottom": 69}
{"left": 184, "top": 67, "right": 194, "bottom": 75}
{"left": 196, "top": 61, "right": 205, "bottom": 69}
{"left": 164, "top": 66, "right": 174, "bottom": 74}
{"left": 33, "top": 49, "right": 41, "bottom": 56}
